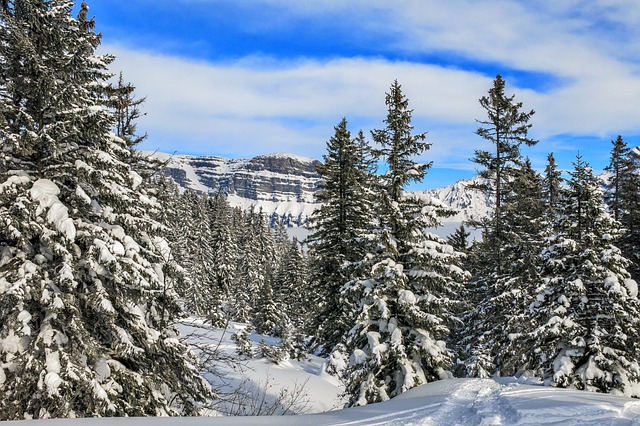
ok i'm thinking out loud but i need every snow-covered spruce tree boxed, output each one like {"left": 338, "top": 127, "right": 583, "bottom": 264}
{"left": 343, "top": 81, "right": 468, "bottom": 406}
{"left": 178, "top": 191, "right": 225, "bottom": 325}
{"left": 463, "top": 74, "right": 537, "bottom": 377}
{"left": 208, "top": 193, "right": 238, "bottom": 318}
{"left": 462, "top": 159, "right": 548, "bottom": 377}
{"left": 618, "top": 155, "right": 640, "bottom": 281}
{"left": 531, "top": 153, "right": 640, "bottom": 395}
{"left": 0, "top": 1, "right": 211, "bottom": 419}
{"left": 604, "top": 137, "right": 640, "bottom": 281}
{"left": 307, "top": 118, "right": 375, "bottom": 354}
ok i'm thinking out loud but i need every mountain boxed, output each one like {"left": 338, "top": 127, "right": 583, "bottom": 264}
{"left": 149, "top": 151, "right": 494, "bottom": 229}
{"left": 419, "top": 176, "right": 495, "bottom": 223}
{"left": 148, "top": 151, "right": 322, "bottom": 226}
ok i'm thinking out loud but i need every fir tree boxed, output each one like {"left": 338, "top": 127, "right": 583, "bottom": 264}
{"left": 617, "top": 155, "right": 640, "bottom": 281}
{"left": 307, "top": 118, "right": 375, "bottom": 353}
{"left": 209, "top": 193, "right": 238, "bottom": 317}
{"left": 604, "top": 136, "right": 630, "bottom": 222}
{"left": 543, "top": 152, "right": 563, "bottom": 216}
{"left": 343, "top": 81, "right": 467, "bottom": 406}
{"left": 531, "top": 153, "right": 640, "bottom": 395}
{"left": 604, "top": 137, "right": 640, "bottom": 281}
{"left": 107, "top": 72, "right": 147, "bottom": 148}
{"left": 472, "top": 74, "right": 537, "bottom": 261}
{"left": 0, "top": 1, "right": 211, "bottom": 418}
{"left": 463, "top": 159, "right": 548, "bottom": 377}
{"left": 447, "top": 224, "right": 470, "bottom": 255}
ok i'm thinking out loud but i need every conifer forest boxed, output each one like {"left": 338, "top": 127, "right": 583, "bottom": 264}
{"left": 1, "top": 0, "right": 640, "bottom": 421}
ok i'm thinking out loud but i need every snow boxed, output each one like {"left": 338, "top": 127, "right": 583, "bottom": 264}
{"left": 257, "top": 152, "right": 317, "bottom": 164}
{"left": 9, "top": 376, "right": 640, "bottom": 425}
{"left": 4, "top": 318, "right": 640, "bottom": 424}
{"left": 30, "top": 179, "right": 76, "bottom": 241}
{"left": 624, "top": 279, "right": 638, "bottom": 297}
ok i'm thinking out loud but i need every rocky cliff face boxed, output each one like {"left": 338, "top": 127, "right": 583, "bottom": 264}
{"left": 149, "top": 151, "right": 533, "bottom": 230}
{"left": 149, "top": 152, "right": 323, "bottom": 226}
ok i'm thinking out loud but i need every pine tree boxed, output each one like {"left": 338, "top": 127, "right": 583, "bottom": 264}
{"left": 604, "top": 136, "right": 630, "bottom": 222}
{"left": 447, "top": 224, "right": 470, "bottom": 254}
{"left": 178, "top": 191, "right": 223, "bottom": 323}
{"left": 463, "top": 75, "right": 538, "bottom": 377}
{"left": 208, "top": 193, "right": 238, "bottom": 318}
{"left": 472, "top": 74, "right": 537, "bottom": 261}
{"left": 604, "top": 137, "right": 640, "bottom": 281}
{"left": 463, "top": 159, "right": 549, "bottom": 377}
{"left": 107, "top": 72, "right": 147, "bottom": 148}
{"left": 531, "top": 153, "right": 640, "bottom": 395}
{"left": 543, "top": 152, "right": 563, "bottom": 216}
{"left": 307, "top": 118, "right": 375, "bottom": 353}
{"left": 0, "top": 1, "right": 211, "bottom": 418}
{"left": 618, "top": 155, "right": 640, "bottom": 281}
{"left": 343, "top": 81, "right": 467, "bottom": 406}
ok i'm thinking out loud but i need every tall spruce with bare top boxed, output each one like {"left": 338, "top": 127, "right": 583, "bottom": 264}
{"left": 472, "top": 74, "right": 537, "bottom": 262}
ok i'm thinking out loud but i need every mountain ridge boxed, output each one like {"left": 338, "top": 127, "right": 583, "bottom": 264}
{"left": 149, "top": 151, "right": 498, "bottom": 227}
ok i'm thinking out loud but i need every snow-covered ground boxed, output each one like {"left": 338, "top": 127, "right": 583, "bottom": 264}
{"left": 10, "top": 320, "right": 640, "bottom": 425}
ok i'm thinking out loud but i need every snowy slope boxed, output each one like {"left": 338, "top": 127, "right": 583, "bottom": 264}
{"left": 418, "top": 176, "right": 494, "bottom": 223}
{"left": 10, "top": 319, "right": 640, "bottom": 425}
{"left": 11, "top": 373, "right": 640, "bottom": 425}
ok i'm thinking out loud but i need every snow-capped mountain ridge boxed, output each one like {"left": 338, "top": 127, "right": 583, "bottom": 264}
{"left": 419, "top": 176, "right": 495, "bottom": 223}
{"left": 150, "top": 151, "right": 507, "bottom": 226}
{"left": 148, "top": 151, "right": 322, "bottom": 226}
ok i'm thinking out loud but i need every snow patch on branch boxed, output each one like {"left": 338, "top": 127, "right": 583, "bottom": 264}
{"left": 30, "top": 179, "right": 76, "bottom": 241}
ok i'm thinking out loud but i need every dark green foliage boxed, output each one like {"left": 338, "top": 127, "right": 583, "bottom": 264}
{"left": 343, "top": 81, "right": 467, "bottom": 406}
{"left": 307, "top": 118, "right": 375, "bottom": 353}
{"left": 604, "top": 136, "right": 630, "bottom": 222}
{"left": 447, "top": 224, "right": 470, "bottom": 254}
{"left": 472, "top": 74, "right": 537, "bottom": 255}
{"left": 464, "top": 159, "right": 548, "bottom": 377}
{"left": 531, "top": 154, "right": 640, "bottom": 394}
{"left": 543, "top": 152, "right": 562, "bottom": 217}
{"left": 604, "top": 137, "right": 640, "bottom": 281}
{"left": 0, "top": 0, "right": 212, "bottom": 418}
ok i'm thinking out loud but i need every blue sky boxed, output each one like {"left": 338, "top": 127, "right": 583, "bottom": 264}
{"left": 86, "top": 0, "right": 640, "bottom": 189}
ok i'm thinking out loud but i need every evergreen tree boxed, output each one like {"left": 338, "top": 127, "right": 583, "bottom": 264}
{"left": 307, "top": 119, "right": 375, "bottom": 353}
{"left": 618, "top": 155, "right": 640, "bottom": 281}
{"left": 543, "top": 152, "right": 563, "bottom": 216}
{"left": 208, "top": 193, "right": 237, "bottom": 318}
{"left": 0, "top": 1, "right": 211, "bottom": 418}
{"left": 107, "top": 72, "right": 147, "bottom": 148}
{"left": 343, "top": 81, "right": 467, "bottom": 406}
{"left": 466, "top": 159, "right": 549, "bottom": 376}
{"left": 604, "top": 136, "right": 630, "bottom": 222}
{"left": 604, "top": 137, "right": 640, "bottom": 281}
{"left": 447, "top": 224, "right": 470, "bottom": 254}
{"left": 531, "top": 153, "right": 640, "bottom": 395}
{"left": 472, "top": 74, "right": 537, "bottom": 261}
{"left": 178, "top": 191, "right": 223, "bottom": 323}
{"left": 463, "top": 74, "right": 538, "bottom": 377}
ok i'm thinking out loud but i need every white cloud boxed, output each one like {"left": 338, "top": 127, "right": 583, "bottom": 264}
{"left": 105, "top": 45, "right": 490, "bottom": 159}
{"left": 101, "top": 0, "right": 640, "bottom": 180}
